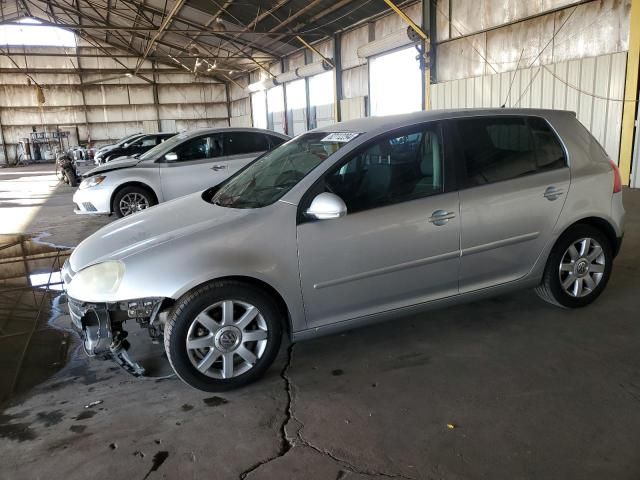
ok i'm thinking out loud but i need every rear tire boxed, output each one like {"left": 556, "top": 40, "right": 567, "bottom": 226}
{"left": 112, "top": 185, "right": 155, "bottom": 217}
{"left": 65, "top": 168, "right": 78, "bottom": 187}
{"left": 164, "top": 281, "right": 283, "bottom": 392}
{"left": 535, "top": 225, "right": 613, "bottom": 308}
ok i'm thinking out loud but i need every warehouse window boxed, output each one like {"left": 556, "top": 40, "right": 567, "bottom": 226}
{"left": 286, "top": 79, "right": 308, "bottom": 135}
{"left": 251, "top": 90, "right": 267, "bottom": 129}
{"left": 309, "top": 71, "right": 334, "bottom": 107}
{"left": 266, "top": 85, "right": 286, "bottom": 134}
{"left": 309, "top": 71, "right": 335, "bottom": 129}
{"left": 369, "top": 47, "right": 421, "bottom": 116}
{"left": 0, "top": 18, "right": 76, "bottom": 47}
{"left": 286, "top": 79, "right": 306, "bottom": 109}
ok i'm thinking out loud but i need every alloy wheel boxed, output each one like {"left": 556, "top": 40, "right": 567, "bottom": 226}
{"left": 119, "top": 192, "right": 149, "bottom": 216}
{"left": 558, "top": 237, "right": 606, "bottom": 298}
{"left": 185, "top": 300, "right": 268, "bottom": 379}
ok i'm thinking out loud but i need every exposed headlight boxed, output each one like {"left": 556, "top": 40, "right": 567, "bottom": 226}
{"left": 67, "top": 261, "right": 125, "bottom": 302}
{"left": 79, "top": 175, "right": 106, "bottom": 189}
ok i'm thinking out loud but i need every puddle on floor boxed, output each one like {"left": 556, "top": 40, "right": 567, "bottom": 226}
{"left": 0, "top": 234, "right": 173, "bottom": 410}
{"left": 0, "top": 234, "right": 72, "bottom": 407}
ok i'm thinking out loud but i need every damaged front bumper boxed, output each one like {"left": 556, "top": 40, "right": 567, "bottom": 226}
{"left": 66, "top": 294, "right": 165, "bottom": 377}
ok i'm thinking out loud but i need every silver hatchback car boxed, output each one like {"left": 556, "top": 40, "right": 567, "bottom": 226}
{"left": 63, "top": 109, "right": 624, "bottom": 391}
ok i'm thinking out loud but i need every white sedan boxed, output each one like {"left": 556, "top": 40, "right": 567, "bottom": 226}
{"left": 73, "top": 127, "right": 289, "bottom": 217}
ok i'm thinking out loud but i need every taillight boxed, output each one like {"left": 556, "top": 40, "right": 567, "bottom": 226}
{"left": 609, "top": 159, "right": 622, "bottom": 193}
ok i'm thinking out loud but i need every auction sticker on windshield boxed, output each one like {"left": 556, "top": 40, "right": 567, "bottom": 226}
{"left": 321, "top": 132, "right": 360, "bottom": 143}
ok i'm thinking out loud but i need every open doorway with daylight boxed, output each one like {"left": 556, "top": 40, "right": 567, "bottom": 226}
{"left": 251, "top": 90, "right": 267, "bottom": 130}
{"left": 369, "top": 46, "right": 422, "bottom": 116}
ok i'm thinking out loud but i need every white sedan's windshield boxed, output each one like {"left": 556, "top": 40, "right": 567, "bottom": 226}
{"left": 211, "top": 132, "right": 358, "bottom": 209}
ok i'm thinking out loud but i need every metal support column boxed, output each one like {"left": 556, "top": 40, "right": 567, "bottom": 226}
{"left": 0, "top": 109, "right": 8, "bottom": 165}
{"left": 152, "top": 62, "right": 161, "bottom": 131}
{"left": 618, "top": 0, "right": 640, "bottom": 185}
{"left": 225, "top": 82, "right": 231, "bottom": 127}
{"left": 334, "top": 32, "right": 343, "bottom": 122}
{"left": 281, "top": 58, "right": 289, "bottom": 135}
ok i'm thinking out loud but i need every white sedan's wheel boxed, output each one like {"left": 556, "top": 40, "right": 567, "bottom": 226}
{"left": 113, "top": 186, "right": 155, "bottom": 217}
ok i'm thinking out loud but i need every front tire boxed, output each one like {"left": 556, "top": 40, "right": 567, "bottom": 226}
{"left": 113, "top": 185, "right": 155, "bottom": 217}
{"left": 164, "top": 281, "right": 283, "bottom": 392}
{"left": 535, "top": 225, "right": 613, "bottom": 308}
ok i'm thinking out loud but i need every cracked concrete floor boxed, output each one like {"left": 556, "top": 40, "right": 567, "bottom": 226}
{"left": 1, "top": 164, "right": 640, "bottom": 479}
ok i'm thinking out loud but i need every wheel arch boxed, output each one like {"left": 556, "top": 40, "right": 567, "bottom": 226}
{"left": 110, "top": 181, "right": 159, "bottom": 213}
{"left": 178, "top": 275, "right": 294, "bottom": 340}
{"left": 561, "top": 216, "right": 620, "bottom": 257}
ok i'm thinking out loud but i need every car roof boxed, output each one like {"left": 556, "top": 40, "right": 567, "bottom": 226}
{"left": 174, "top": 127, "right": 290, "bottom": 139}
{"left": 313, "top": 108, "right": 576, "bottom": 136}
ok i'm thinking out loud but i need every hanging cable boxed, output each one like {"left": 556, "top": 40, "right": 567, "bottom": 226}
{"left": 513, "top": 5, "right": 579, "bottom": 106}
{"left": 502, "top": 48, "right": 524, "bottom": 107}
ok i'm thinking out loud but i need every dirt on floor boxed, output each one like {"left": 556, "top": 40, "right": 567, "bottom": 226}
{"left": 1, "top": 163, "right": 640, "bottom": 480}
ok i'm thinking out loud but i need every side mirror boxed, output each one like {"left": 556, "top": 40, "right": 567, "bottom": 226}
{"left": 164, "top": 152, "right": 178, "bottom": 162}
{"left": 305, "top": 192, "right": 347, "bottom": 220}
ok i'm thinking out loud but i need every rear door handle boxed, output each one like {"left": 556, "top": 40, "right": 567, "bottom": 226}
{"left": 211, "top": 164, "right": 227, "bottom": 171}
{"left": 544, "top": 186, "right": 564, "bottom": 201}
{"left": 428, "top": 210, "right": 456, "bottom": 226}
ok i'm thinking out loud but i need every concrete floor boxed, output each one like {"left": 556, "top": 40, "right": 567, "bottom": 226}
{"left": 1, "top": 163, "right": 640, "bottom": 480}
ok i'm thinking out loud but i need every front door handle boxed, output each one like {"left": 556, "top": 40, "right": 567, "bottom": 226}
{"left": 428, "top": 210, "right": 456, "bottom": 226}
{"left": 211, "top": 164, "right": 227, "bottom": 171}
{"left": 544, "top": 186, "right": 564, "bottom": 201}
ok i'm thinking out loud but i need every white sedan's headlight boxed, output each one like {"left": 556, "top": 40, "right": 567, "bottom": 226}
{"left": 79, "top": 175, "right": 106, "bottom": 190}
{"left": 67, "top": 261, "right": 125, "bottom": 302}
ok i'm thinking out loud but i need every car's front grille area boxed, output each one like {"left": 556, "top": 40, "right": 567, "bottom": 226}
{"left": 82, "top": 202, "right": 97, "bottom": 212}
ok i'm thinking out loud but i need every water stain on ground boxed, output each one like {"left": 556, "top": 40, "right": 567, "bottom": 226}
{"left": 69, "top": 425, "right": 87, "bottom": 434}
{"left": 181, "top": 404, "right": 194, "bottom": 412}
{"left": 0, "top": 234, "right": 73, "bottom": 410}
{"left": 35, "top": 409, "right": 64, "bottom": 427}
{"left": 73, "top": 410, "right": 96, "bottom": 421}
{"left": 203, "top": 396, "right": 228, "bottom": 407}
{"left": 0, "top": 413, "right": 37, "bottom": 442}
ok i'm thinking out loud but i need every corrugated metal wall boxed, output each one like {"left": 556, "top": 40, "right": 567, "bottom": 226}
{"left": 431, "top": 51, "right": 628, "bottom": 164}
{"left": 0, "top": 41, "right": 229, "bottom": 164}
{"left": 227, "top": 0, "right": 632, "bottom": 169}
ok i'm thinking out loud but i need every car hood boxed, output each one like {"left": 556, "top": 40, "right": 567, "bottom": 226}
{"left": 84, "top": 156, "right": 141, "bottom": 176}
{"left": 69, "top": 192, "right": 253, "bottom": 272}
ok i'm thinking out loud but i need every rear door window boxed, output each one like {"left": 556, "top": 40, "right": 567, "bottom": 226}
{"left": 224, "top": 132, "right": 270, "bottom": 156}
{"left": 454, "top": 116, "right": 566, "bottom": 187}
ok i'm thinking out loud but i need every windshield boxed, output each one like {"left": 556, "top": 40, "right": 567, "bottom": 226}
{"left": 210, "top": 132, "right": 358, "bottom": 209}
{"left": 138, "top": 132, "right": 187, "bottom": 161}
{"left": 116, "top": 133, "right": 142, "bottom": 147}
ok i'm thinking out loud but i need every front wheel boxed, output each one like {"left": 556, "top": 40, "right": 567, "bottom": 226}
{"left": 113, "top": 185, "right": 155, "bottom": 217}
{"left": 164, "top": 281, "right": 283, "bottom": 391}
{"left": 535, "top": 225, "right": 613, "bottom": 308}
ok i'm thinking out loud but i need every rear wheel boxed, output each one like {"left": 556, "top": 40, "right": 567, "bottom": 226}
{"left": 164, "top": 281, "right": 283, "bottom": 391}
{"left": 113, "top": 185, "right": 155, "bottom": 217}
{"left": 535, "top": 225, "right": 613, "bottom": 308}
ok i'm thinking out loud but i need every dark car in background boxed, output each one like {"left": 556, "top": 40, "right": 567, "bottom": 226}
{"left": 96, "top": 133, "right": 176, "bottom": 164}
